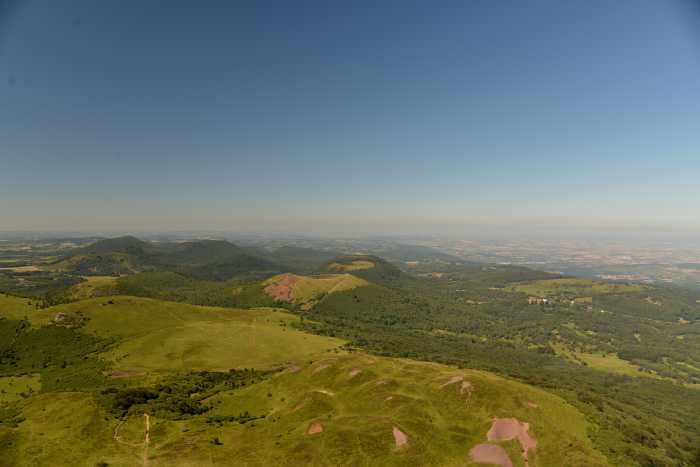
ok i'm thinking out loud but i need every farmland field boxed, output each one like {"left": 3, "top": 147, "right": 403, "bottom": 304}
{"left": 507, "top": 278, "right": 645, "bottom": 297}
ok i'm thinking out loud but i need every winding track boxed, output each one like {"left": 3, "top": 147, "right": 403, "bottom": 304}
{"left": 143, "top": 413, "right": 150, "bottom": 467}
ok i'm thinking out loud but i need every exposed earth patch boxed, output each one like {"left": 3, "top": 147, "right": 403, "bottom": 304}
{"left": 392, "top": 426, "right": 408, "bottom": 449}
{"left": 470, "top": 443, "right": 513, "bottom": 467}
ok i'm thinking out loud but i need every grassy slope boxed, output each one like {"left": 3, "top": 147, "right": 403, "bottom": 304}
{"left": 0, "top": 294, "right": 38, "bottom": 320}
{"left": 304, "top": 270, "right": 700, "bottom": 465}
{"left": 0, "top": 294, "right": 613, "bottom": 466}
{"left": 551, "top": 343, "right": 661, "bottom": 379}
{"left": 116, "top": 271, "right": 278, "bottom": 309}
{"left": 265, "top": 273, "right": 369, "bottom": 309}
{"left": 3, "top": 354, "right": 610, "bottom": 467}
{"left": 68, "top": 276, "right": 119, "bottom": 300}
{"left": 0, "top": 375, "right": 41, "bottom": 404}
{"left": 196, "top": 353, "right": 609, "bottom": 467}
{"left": 32, "top": 297, "right": 345, "bottom": 372}
{"left": 4, "top": 392, "right": 137, "bottom": 467}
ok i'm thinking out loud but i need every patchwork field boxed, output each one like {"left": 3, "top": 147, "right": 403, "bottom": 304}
{"left": 0, "top": 266, "right": 41, "bottom": 273}
{"left": 508, "top": 278, "right": 645, "bottom": 298}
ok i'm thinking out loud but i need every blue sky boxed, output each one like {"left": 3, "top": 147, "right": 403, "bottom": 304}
{"left": 1, "top": 1, "right": 700, "bottom": 233}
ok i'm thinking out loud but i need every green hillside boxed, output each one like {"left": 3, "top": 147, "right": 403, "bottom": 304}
{"left": 21, "top": 297, "right": 343, "bottom": 372}
{"left": 68, "top": 276, "right": 119, "bottom": 300}
{"left": 0, "top": 295, "right": 611, "bottom": 467}
{"left": 116, "top": 271, "right": 277, "bottom": 308}
{"left": 301, "top": 264, "right": 700, "bottom": 466}
{"left": 155, "top": 240, "right": 283, "bottom": 280}
{"left": 47, "top": 237, "right": 283, "bottom": 281}
{"left": 77, "top": 235, "right": 153, "bottom": 256}
{"left": 324, "top": 255, "right": 407, "bottom": 286}
{"left": 0, "top": 294, "right": 39, "bottom": 320}
{"left": 263, "top": 273, "right": 370, "bottom": 310}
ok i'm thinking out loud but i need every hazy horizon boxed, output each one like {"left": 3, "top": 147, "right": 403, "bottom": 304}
{"left": 3, "top": 1, "right": 700, "bottom": 232}
{"left": 2, "top": 222, "right": 700, "bottom": 246}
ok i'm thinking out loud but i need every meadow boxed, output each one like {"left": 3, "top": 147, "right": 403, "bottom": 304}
{"left": 0, "top": 294, "right": 613, "bottom": 467}
{"left": 1, "top": 354, "right": 612, "bottom": 467}
{"left": 34, "top": 297, "right": 345, "bottom": 372}
{"left": 68, "top": 276, "right": 119, "bottom": 300}
{"left": 0, "top": 294, "right": 38, "bottom": 321}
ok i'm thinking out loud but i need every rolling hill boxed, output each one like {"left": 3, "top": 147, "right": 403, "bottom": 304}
{"left": 0, "top": 295, "right": 611, "bottom": 467}
{"left": 48, "top": 237, "right": 284, "bottom": 281}
{"left": 263, "top": 273, "right": 370, "bottom": 310}
{"left": 3, "top": 242, "right": 700, "bottom": 465}
{"left": 323, "top": 255, "right": 407, "bottom": 286}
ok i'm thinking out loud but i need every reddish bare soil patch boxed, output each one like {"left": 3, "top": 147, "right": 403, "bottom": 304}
{"left": 264, "top": 274, "right": 299, "bottom": 302}
{"left": 393, "top": 426, "right": 408, "bottom": 449}
{"left": 307, "top": 422, "right": 324, "bottom": 435}
{"left": 470, "top": 444, "right": 513, "bottom": 467}
{"left": 487, "top": 418, "right": 537, "bottom": 460}
{"left": 349, "top": 368, "right": 362, "bottom": 378}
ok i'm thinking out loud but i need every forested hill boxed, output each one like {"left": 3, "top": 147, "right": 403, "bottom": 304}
{"left": 47, "top": 237, "right": 284, "bottom": 280}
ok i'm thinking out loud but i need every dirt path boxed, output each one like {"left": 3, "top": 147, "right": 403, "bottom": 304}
{"left": 143, "top": 413, "right": 150, "bottom": 467}
{"left": 113, "top": 420, "right": 140, "bottom": 447}
{"left": 111, "top": 414, "right": 152, "bottom": 465}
